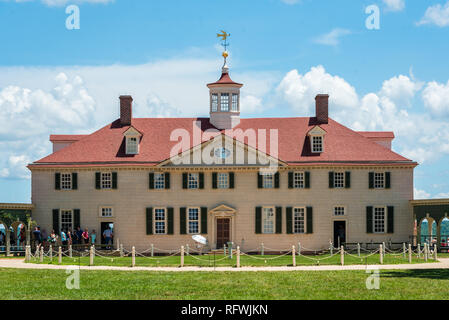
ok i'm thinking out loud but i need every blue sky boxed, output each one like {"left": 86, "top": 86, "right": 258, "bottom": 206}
{"left": 0, "top": 0, "right": 449, "bottom": 202}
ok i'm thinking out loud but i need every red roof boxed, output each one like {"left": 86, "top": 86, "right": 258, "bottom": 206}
{"left": 357, "top": 132, "right": 395, "bottom": 139}
{"left": 207, "top": 72, "right": 243, "bottom": 87}
{"left": 30, "top": 117, "right": 416, "bottom": 168}
{"left": 50, "top": 135, "right": 87, "bottom": 142}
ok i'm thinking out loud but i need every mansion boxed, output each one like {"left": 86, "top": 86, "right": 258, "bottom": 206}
{"left": 28, "top": 61, "right": 417, "bottom": 251}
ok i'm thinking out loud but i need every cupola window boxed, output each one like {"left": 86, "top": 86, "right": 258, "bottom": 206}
{"left": 211, "top": 93, "right": 218, "bottom": 112}
{"left": 232, "top": 93, "right": 238, "bottom": 111}
{"left": 220, "top": 93, "right": 229, "bottom": 111}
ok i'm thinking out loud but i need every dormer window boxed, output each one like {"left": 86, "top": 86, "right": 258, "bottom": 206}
{"left": 126, "top": 137, "right": 138, "bottom": 154}
{"left": 311, "top": 136, "right": 323, "bottom": 153}
{"left": 211, "top": 94, "right": 218, "bottom": 112}
{"left": 307, "top": 125, "right": 326, "bottom": 154}
{"left": 220, "top": 93, "right": 229, "bottom": 111}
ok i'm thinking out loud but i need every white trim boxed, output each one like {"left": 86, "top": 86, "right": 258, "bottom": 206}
{"left": 333, "top": 205, "right": 346, "bottom": 216}
{"left": 187, "top": 207, "right": 201, "bottom": 235}
{"left": 153, "top": 207, "right": 167, "bottom": 235}
{"left": 293, "top": 171, "right": 305, "bottom": 189}
{"left": 373, "top": 172, "right": 386, "bottom": 189}
{"left": 262, "top": 206, "right": 275, "bottom": 234}
{"left": 373, "top": 206, "right": 387, "bottom": 234}
{"left": 293, "top": 206, "right": 306, "bottom": 234}
{"left": 60, "top": 209, "right": 73, "bottom": 232}
{"left": 99, "top": 206, "right": 114, "bottom": 218}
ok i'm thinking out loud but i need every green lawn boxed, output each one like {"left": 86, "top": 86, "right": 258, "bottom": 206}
{"left": 1, "top": 267, "right": 449, "bottom": 299}
{"left": 28, "top": 252, "right": 437, "bottom": 267}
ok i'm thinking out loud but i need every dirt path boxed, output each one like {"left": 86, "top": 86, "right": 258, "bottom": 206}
{"left": 1, "top": 258, "right": 449, "bottom": 272}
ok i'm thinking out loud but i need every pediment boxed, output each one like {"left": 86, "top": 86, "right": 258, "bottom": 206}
{"left": 124, "top": 126, "right": 142, "bottom": 137}
{"left": 209, "top": 204, "right": 236, "bottom": 214}
{"left": 307, "top": 125, "right": 326, "bottom": 136}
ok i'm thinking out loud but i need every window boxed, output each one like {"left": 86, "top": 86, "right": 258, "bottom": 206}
{"left": 373, "top": 207, "right": 386, "bottom": 233}
{"left": 126, "top": 137, "right": 138, "bottom": 154}
{"left": 220, "top": 93, "right": 229, "bottom": 111}
{"left": 334, "top": 172, "right": 345, "bottom": 188}
{"left": 231, "top": 93, "right": 238, "bottom": 111}
{"left": 188, "top": 208, "right": 200, "bottom": 234}
{"left": 263, "top": 174, "right": 274, "bottom": 189}
{"left": 101, "top": 172, "right": 112, "bottom": 189}
{"left": 211, "top": 93, "right": 218, "bottom": 112}
{"left": 188, "top": 173, "right": 199, "bottom": 189}
{"left": 218, "top": 173, "right": 229, "bottom": 189}
{"left": 374, "top": 172, "right": 385, "bottom": 189}
{"left": 311, "top": 136, "right": 323, "bottom": 153}
{"left": 60, "top": 210, "right": 73, "bottom": 232}
{"left": 154, "top": 208, "right": 166, "bottom": 234}
{"left": 61, "top": 173, "right": 72, "bottom": 190}
{"left": 100, "top": 207, "right": 113, "bottom": 217}
{"left": 262, "top": 207, "right": 275, "bottom": 234}
{"left": 293, "top": 172, "right": 305, "bottom": 189}
{"left": 334, "top": 206, "right": 345, "bottom": 216}
{"left": 293, "top": 207, "right": 305, "bottom": 234}
{"left": 154, "top": 173, "right": 165, "bottom": 189}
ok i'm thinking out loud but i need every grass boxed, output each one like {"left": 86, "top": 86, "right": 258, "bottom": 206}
{"left": 28, "top": 251, "right": 437, "bottom": 267}
{"left": 1, "top": 267, "right": 449, "bottom": 299}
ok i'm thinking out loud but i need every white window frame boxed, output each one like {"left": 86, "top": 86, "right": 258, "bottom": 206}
{"left": 61, "top": 173, "right": 72, "bottom": 190}
{"left": 293, "top": 207, "right": 306, "bottom": 234}
{"left": 99, "top": 206, "right": 114, "bottom": 218}
{"left": 126, "top": 136, "right": 139, "bottom": 155}
{"left": 374, "top": 172, "right": 385, "bottom": 189}
{"left": 311, "top": 135, "right": 323, "bottom": 153}
{"left": 373, "top": 206, "right": 386, "bottom": 234}
{"left": 333, "top": 206, "right": 346, "bottom": 216}
{"left": 220, "top": 93, "right": 229, "bottom": 112}
{"left": 154, "top": 173, "right": 165, "bottom": 189}
{"left": 188, "top": 173, "right": 199, "bottom": 190}
{"left": 217, "top": 173, "right": 229, "bottom": 189}
{"left": 262, "top": 206, "right": 275, "bottom": 234}
{"left": 101, "top": 172, "right": 112, "bottom": 189}
{"left": 154, "top": 207, "right": 167, "bottom": 235}
{"left": 211, "top": 93, "right": 218, "bottom": 112}
{"left": 334, "top": 172, "right": 345, "bottom": 189}
{"left": 187, "top": 207, "right": 200, "bottom": 234}
{"left": 293, "top": 171, "right": 305, "bottom": 189}
{"left": 231, "top": 93, "right": 238, "bottom": 112}
{"left": 60, "top": 209, "right": 73, "bottom": 232}
{"left": 263, "top": 174, "right": 274, "bottom": 189}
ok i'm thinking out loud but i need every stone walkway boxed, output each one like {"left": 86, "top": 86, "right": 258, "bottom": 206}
{"left": 1, "top": 258, "right": 449, "bottom": 272}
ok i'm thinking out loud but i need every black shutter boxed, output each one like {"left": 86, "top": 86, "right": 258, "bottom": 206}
{"left": 149, "top": 173, "right": 154, "bottom": 189}
{"left": 95, "top": 172, "right": 101, "bottom": 189}
{"left": 52, "top": 209, "right": 59, "bottom": 234}
{"left": 73, "top": 209, "right": 80, "bottom": 230}
{"left": 199, "top": 173, "right": 204, "bottom": 189}
{"left": 212, "top": 173, "right": 218, "bottom": 189}
{"left": 201, "top": 207, "right": 208, "bottom": 234}
{"left": 146, "top": 208, "right": 153, "bottom": 235}
{"left": 288, "top": 172, "right": 293, "bottom": 189}
{"left": 329, "top": 172, "right": 334, "bottom": 188}
{"left": 369, "top": 172, "right": 374, "bottom": 189}
{"left": 276, "top": 207, "right": 282, "bottom": 234}
{"left": 112, "top": 172, "right": 118, "bottom": 189}
{"left": 257, "top": 173, "right": 263, "bottom": 188}
{"left": 167, "top": 207, "right": 174, "bottom": 235}
{"left": 345, "top": 171, "right": 351, "bottom": 188}
{"left": 180, "top": 207, "right": 187, "bottom": 234}
{"left": 305, "top": 171, "right": 311, "bottom": 189}
{"left": 387, "top": 206, "right": 394, "bottom": 234}
{"left": 255, "top": 207, "right": 262, "bottom": 234}
{"left": 286, "top": 207, "right": 293, "bottom": 234}
{"left": 165, "top": 173, "right": 170, "bottom": 189}
{"left": 274, "top": 172, "right": 280, "bottom": 189}
{"left": 366, "top": 206, "right": 373, "bottom": 233}
{"left": 72, "top": 173, "right": 78, "bottom": 190}
{"left": 306, "top": 207, "right": 313, "bottom": 234}
{"left": 182, "top": 173, "right": 188, "bottom": 189}
{"left": 55, "top": 173, "right": 61, "bottom": 190}
{"left": 229, "top": 172, "right": 235, "bottom": 189}
{"left": 385, "top": 172, "right": 391, "bottom": 189}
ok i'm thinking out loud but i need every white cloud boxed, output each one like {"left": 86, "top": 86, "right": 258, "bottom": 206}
{"left": 314, "top": 28, "right": 352, "bottom": 46}
{"left": 414, "top": 188, "right": 431, "bottom": 199}
{"left": 417, "top": 1, "right": 449, "bottom": 27}
{"left": 422, "top": 80, "right": 449, "bottom": 116}
{"left": 379, "top": 75, "right": 421, "bottom": 106}
{"left": 383, "top": 0, "right": 405, "bottom": 12}
{"left": 5, "top": 0, "right": 113, "bottom": 6}
{"left": 435, "top": 192, "right": 449, "bottom": 198}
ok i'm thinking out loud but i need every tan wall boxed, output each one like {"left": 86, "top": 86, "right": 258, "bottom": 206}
{"left": 31, "top": 167, "right": 414, "bottom": 252}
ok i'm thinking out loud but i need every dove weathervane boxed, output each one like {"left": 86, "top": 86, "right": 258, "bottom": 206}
{"left": 217, "top": 30, "right": 230, "bottom": 62}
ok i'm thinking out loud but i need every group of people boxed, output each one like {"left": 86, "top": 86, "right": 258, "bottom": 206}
{"left": 32, "top": 226, "right": 114, "bottom": 249}
{"left": 0, "top": 225, "right": 26, "bottom": 248}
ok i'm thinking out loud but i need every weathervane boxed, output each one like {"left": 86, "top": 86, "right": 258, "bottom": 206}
{"left": 217, "top": 30, "right": 230, "bottom": 65}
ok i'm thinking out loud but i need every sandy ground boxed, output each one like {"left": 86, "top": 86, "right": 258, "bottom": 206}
{"left": 1, "top": 258, "right": 449, "bottom": 272}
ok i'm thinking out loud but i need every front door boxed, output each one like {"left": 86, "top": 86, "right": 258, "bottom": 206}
{"left": 216, "top": 218, "right": 230, "bottom": 249}
{"left": 333, "top": 221, "right": 346, "bottom": 247}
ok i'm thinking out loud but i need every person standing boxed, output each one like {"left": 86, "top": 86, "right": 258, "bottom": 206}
{"left": 91, "top": 229, "right": 97, "bottom": 246}
{"left": 32, "top": 226, "right": 41, "bottom": 246}
{"left": 103, "top": 226, "right": 113, "bottom": 250}
{"left": 82, "top": 228, "right": 89, "bottom": 245}
{"left": 61, "top": 229, "right": 67, "bottom": 246}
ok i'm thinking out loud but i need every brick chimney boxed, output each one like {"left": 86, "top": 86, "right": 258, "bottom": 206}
{"left": 315, "top": 94, "right": 329, "bottom": 124}
{"left": 119, "top": 95, "right": 133, "bottom": 126}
